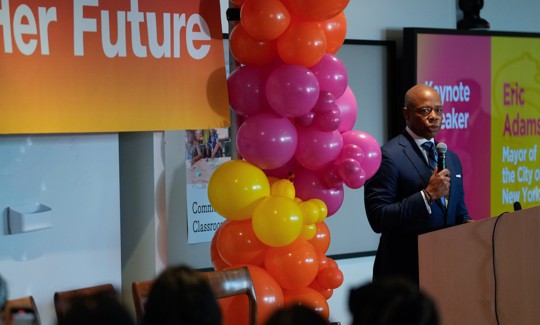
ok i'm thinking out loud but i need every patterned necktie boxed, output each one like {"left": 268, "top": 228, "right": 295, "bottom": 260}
{"left": 421, "top": 141, "right": 437, "bottom": 170}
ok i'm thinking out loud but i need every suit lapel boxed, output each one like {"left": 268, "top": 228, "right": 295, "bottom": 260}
{"left": 398, "top": 132, "right": 431, "bottom": 181}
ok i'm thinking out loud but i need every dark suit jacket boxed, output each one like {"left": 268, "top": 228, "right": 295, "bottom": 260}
{"left": 364, "top": 130, "right": 471, "bottom": 284}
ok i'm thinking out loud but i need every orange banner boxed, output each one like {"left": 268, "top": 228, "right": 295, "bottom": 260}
{"left": 0, "top": 0, "right": 230, "bottom": 134}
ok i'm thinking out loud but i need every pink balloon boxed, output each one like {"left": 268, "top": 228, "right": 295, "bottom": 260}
{"left": 295, "top": 112, "right": 316, "bottom": 128}
{"left": 320, "top": 165, "right": 343, "bottom": 189}
{"left": 309, "top": 53, "right": 348, "bottom": 99}
{"left": 295, "top": 127, "right": 343, "bottom": 171}
{"left": 336, "top": 158, "right": 366, "bottom": 189}
{"left": 237, "top": 112, "right": 298, "bottom": 170}
{"left": 264, "top": 157, "right": 300, "bottom": 180}
{"left": 338, "top": 144, "right": 364, "bottom": 163}
{"left": 313, "top": 91, "right": 336, "bottom": 113}
{"left": 265, "top": 64, "right": 320, "bottom": 117}
{"left": 314, "top": 107, "right": 341, "bottom": 132}
{"left": 341, "top": 130, "right": 381, "bottom": 179}
{"left": 227, "top": 65, "right": 272, "bottom": 116}
{"left": 336, "top": 86, "right": 358, "bottom": 133}
{"left": 293, "top": 167, "right": 344, "bottom": 216}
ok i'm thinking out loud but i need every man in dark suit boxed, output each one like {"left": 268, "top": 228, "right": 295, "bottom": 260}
{"left": 364, "top": 84, "right": 471, "bottom": 284}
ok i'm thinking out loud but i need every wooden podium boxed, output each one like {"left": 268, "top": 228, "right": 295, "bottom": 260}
{"left": 418, "top": 206, "right": 540, "bottom": 325}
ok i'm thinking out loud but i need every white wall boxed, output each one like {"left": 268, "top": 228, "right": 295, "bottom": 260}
{"left": 0, "top": 134, "right": 121, "bottom": 325}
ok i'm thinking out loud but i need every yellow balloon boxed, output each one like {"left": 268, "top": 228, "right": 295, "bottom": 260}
{"left": 271, "top": 179, "right": 295, "bottom": 200}
{"left": 299, "top": 224, "right": 317, "bottom": 240}
{"left": 310, "top": 198, "right": 328, "bottom": 222}
{"left": 252, "top": 196, "right": 303, "bottom": 247}
{"left": 208, "top": 160, "right": 270, "bottom": 220}
{"left": 299, "top": 200, "right": 320, "bottom": 225}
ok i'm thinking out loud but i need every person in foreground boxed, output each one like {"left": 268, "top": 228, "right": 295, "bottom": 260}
{"left": 348, "top": 277, "right": 439, "bottom": 325}
{"left": 58, "top": 291, "right": 135, "bottom": 325}
{"left": 364, "top": 84, "right": 471, "bottom": 284}
{"left": 143, "top": 265, "right": 221, "bottom": 325}
{"left": 265, "top": 305, "right": 329, "bottom": 325}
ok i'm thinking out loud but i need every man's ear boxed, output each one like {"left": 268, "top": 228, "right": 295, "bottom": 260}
{"left": 402, "top": 107, "right": 409, "bottom": 120}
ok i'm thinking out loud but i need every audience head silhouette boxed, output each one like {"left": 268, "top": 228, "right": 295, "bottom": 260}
{"left": 0, "top": 274, "right": 7, "bottom": 310}
{"left": 0, "top": 273, "right": 7, "bottom": 320}
{"left": 57, "top": 291, "right": 134, "bottom": 325}
{"left": 143, "top": 265, "right": 221, "bottom": 325}
{"left": 348, "top": 277, "right": 439, "bottom": 325}
{"left": 265, "top": 304, "right": 329, "bottom": 325}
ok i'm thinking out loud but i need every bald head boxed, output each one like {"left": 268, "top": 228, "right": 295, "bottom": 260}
{"left": 404, "top": 84, "right": 440, "bottom": 109}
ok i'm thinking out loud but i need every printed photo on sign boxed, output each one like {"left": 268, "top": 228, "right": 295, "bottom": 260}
{"left": 185, "top": 128, "right": 231, "bottom": 244}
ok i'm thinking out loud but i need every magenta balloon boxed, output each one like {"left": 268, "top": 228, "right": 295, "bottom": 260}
{"left": 341, "top": 130, "right": 381, "bottom": 179}
{"left": 336, "top": 158, "right": 366, "bottom": 189}
{"left": 336, "top": 86, "right": 358, "bottom": 133}
{"left": 293, "top": 167, "right": 344, "bottom": 216}
{"left": 314, "top": 106, "right": 341, "bottom": 132}
{"left": 295, "top": 127, "right": 343, "bottom": 171}
{"left": 264, "top": 157, "right": 300, "bottom": 179}
{"left": 295, "top": 112, "right": 316, "bottom": 128}
{"left": 265, "top": 64, "right": 320, "bottom": 117}
{"left": 309, "top": 53, "right": 348, "bottom": 99}
{"left": 237, "top": 112, "right": 298, "bottom": 170}
{"left": 320, "top": 165, "right": 344, "bottom": 189}
{"left": 313, "top": 91, "right": 336, "bottom": 113}
{"left": 227, "top": 65, "right": 272, "bottom": 116}
{"left": 338, "top": 144, "right": 364, "bottom": 163}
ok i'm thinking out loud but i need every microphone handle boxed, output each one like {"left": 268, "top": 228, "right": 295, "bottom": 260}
{"left": 438, "top": 153, "right": 446, "bottom": 171}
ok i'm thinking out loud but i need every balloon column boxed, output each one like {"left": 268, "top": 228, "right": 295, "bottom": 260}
{"left": 210, "top": 0, "right": 382, "bottom": 323}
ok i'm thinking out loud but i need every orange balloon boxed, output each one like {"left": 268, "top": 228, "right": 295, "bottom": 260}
{"left": 240, "top": 0, "right": 291, "bottom": 41}
{"left": 222, "top": 265, "right": 284, "bottom": 325}
{"left": 316, "top": 267, "right": 344, "bottom": 289}
{"left": 211, "top": 225, "right": 231, "bottom": 271}
{"left": 309, "top": 280, "right": 334, "bottom": 300}
{"left": 283, "top": 287, "right": 330, "bottom": 320}
{"left": 317, "top": 253, "right": 328, "bottom": 270}
{"left": 326, "top": 257, "right": 338, "bottom": 269}
{"left": 264, "top": 239, "right": 319, "bottom": 290}
{"left": 230, "top": 0, "right": 246, "bottom": 6}
{"left": 217, "top": 220, "right": 268, "bottom": 266}
{"left": 308, "top": 221, "right": 331, "bottom": 254}
{"left": 318, "top": 12, "right": 347, "bottom": 54}
{"left": 276, "top": 20, "right": 327, "bottom": 67}
{"left": 281, "top": 0, "right": 349, "bottom": 21}
{"left": 230, "top": 24, "right": 277, "bottom": 66}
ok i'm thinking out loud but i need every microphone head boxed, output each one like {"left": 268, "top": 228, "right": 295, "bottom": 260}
{"left": 513, "top": 201, "right": 522, "bottom": 211}
{"left": 436, "top": 142, "right": 448, "bottom": 154}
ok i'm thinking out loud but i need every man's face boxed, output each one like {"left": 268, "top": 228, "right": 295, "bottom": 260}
{"left": 403, "top": 86, "right": 443, "bottom": 140}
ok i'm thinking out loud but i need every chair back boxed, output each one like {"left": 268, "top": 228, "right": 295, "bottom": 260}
{"left": 132, "top": 280, "right": 154, "bottom": 324}
{"left": 53, "top": 283, "right": 116, "bottom": 323}
{"left": 131, "top": 267, "right": 257, "bottom": 325}
{"left": 3, "top": 295, "right": 41, "bottom": 324}
{"left": 202, "top": 266, "right": 257, "bottom": 325}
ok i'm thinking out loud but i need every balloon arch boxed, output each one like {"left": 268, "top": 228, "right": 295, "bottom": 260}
{"left": 208, "top": 0, "right": 381, "bottom": 323}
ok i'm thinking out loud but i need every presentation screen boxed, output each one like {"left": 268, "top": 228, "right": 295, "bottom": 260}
{"left": 402, "top": 28, "right": 540, "bottom": 219}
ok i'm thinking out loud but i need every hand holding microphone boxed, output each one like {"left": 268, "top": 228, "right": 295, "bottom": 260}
{"left": 425, "top": 142, "right": 450, "bottom": 200}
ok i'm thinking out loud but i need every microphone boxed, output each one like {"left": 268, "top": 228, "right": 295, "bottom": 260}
{"left": 513, "top": 201, "right": 522, "bottom": 211}
{"left": 436, "top": 142, "right": 447, "bottom": 171}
